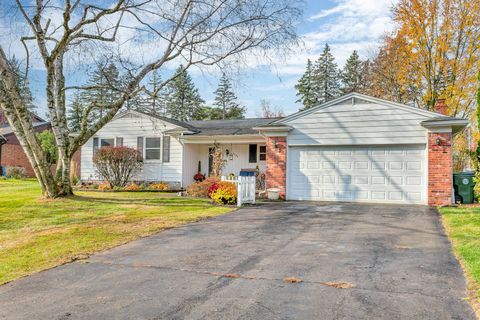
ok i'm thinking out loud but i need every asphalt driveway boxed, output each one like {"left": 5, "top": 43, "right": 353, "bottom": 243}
{"left": 0, "top": 202, "right": 475, "bottom": 319}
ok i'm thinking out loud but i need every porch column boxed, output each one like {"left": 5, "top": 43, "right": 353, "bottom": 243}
{"left": 265, "top": 136, "right": 287, "bottom": 199}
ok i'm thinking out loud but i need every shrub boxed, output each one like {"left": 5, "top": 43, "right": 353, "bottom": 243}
{"left": 37, "top": 130, "right": 58, "bottom": 165}
{"left": 93, "top": 146, "right": 142, "bottom": 187}
{"left": 150, "top": 182, "right": 169, "bottom": 191}
{"left": 112, "top": 186, "right": 123, "bottom": 192}
{"left": 98, "top": 184, "right": 112, "bottom": 191}
{"left": 210, "top": 181, "right": 237, "bottom": 205}
{"left": 474, "top": 171, "right": 480, "bottom": 201}
{"left": 124, "top": 183, "right": 142, "bottom": 191}
{"left": 6, "top": 166, "right": 27, "bottom": 179}
{"left": 207, "top": 182, "right": 219, "bottom": 197}
{"left": 186, "top": 177, "right": 220, "bottom": 198}
{"left": 71, "top": 175, "right": 80, "bottom": 186}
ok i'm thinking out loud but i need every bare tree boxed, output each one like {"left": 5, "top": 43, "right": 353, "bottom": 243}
{"left": 257, "top": 99, "right": 285, "bottom": 118}
{"left": 0, "top": 0, "right": 300, "bottom": 198}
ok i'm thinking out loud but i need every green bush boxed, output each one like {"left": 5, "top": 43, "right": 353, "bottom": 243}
{"left": 474, "top": 171, "right": 480, "bottom": 201}
{"left": 37, "top": 130, "right": 58, "bottom": 165}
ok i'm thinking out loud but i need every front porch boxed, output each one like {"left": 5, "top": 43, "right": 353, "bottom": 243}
{"left": 181, "top": 135, "right": 267, "bottom": 188}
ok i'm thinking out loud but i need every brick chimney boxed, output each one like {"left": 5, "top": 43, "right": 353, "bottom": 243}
{"left": 434, "top": 98, "right": 448, "bottom": 115}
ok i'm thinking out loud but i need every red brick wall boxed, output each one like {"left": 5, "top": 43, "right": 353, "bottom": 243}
{"left": 1, "top": 144, "right": 37, "bottom": 177}
{"left": 265, "top": 136, "right": 287, "bottom": 199}
{"left": 428, "top": 132, "right": 453, "bottom": 206}
{"left": 1, "top": 124, "right": 51, "bottom": 177}
{"left": 1, "top": 144, "right": 82, "bottom": 178}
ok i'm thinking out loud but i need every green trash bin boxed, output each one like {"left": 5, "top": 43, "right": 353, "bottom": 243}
{"left": 453, "top": 172, "right": 475, "bottom": 204}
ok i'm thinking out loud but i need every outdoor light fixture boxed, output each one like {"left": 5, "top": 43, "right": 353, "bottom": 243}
{"left": 274, "top": 140, "right": 280, "bottom": 150}
{"left": 436, "top": 137, "right": 441, "bottom": 145}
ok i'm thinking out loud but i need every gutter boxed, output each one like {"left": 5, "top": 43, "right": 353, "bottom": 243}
{"left": 421, "top": 118, "right": 469, "bottom": 134}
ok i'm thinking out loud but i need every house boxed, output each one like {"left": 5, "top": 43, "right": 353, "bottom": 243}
{"left": 0, "top": 110, "right": 51, "bottom": 177}
{"left": 80, "top": 93, "right": 468, "bottom": 206}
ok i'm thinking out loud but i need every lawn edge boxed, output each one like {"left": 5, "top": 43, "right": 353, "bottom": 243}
{"left": 439, "top": 210, "right": 480, "bottom": 319}
{"left": 0, "top": 206, "right": 238, "bottom": 287}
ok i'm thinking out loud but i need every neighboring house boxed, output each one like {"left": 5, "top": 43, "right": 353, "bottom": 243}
{"left": 0, "top": 111, "right": 51, "bottom": 177}
{"left": 81, "top": 93, "right": 468, "bottom": 206}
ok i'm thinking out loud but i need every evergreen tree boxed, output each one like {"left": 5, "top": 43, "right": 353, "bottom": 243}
{"left": 295, "top": 59, "right": 318, "bottom": 110}
{"left": 0, "top": 56, "right": 35, "bottom": 112}
{"left": 192, "top": 106, "right": 223, "bottom": 120}
{"left": 165, "top": 66, "right": 204, "bottom": 121}
{"left": 313, "top": 44, "right": 340, "bottom": 104}
{"left": 213, "top": 73, "right": 245, "bottom": 119}
{"left": 340, "top": 50, "right": 369, "bottom": 94}
{"left": 81, "top": 62, "right": 122, "bottom": 118}
{"left": 137, "top": 70, "right": 168, "bottom": 115}
{"left": 67, "top": 92, "right": 84, "bottom": 132}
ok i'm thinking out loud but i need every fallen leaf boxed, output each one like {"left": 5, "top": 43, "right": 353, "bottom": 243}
{"left": 283, "top": 277, "right": 303, "bottom": 283}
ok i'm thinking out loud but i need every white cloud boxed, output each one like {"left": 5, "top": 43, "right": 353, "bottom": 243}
{"left": 261, "top": 0, "right": 398, "bottom": 77}
{"left": 309, "top": 0, "right": 396, "bottom": 21}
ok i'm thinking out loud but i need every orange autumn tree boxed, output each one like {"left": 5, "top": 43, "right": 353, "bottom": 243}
{"left": 368, "top": 35, "right": 422, "bottom": 106}
{"left": 392, "top": 0, "right": 480, "bottom": 117}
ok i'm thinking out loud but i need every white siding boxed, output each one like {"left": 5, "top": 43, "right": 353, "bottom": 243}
{"left": 81, "top": 113, "right": 183, "bottom": 184}
{"left": 182, "top": 143, "right": 266, "bottom": 185}
{"left": 287, "top": 102, "right": 430, "bottom": 146}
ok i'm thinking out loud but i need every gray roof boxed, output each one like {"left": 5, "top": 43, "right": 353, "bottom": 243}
{"left": 134, "top": 110, "right": 198, "bottom": 132}
{"left": 0, "top": 122, "right": 50, "bottom": 136}
{"left": 186, "top": 118, "right": 281, "bottom": 136}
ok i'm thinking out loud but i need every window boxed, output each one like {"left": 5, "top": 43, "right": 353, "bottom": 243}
{"left": 116, "top": 137, "right": 123, "bottom": 146}
{"left": 249, "top": 144, "right": 257, "bottom": 163}
{"left": 162, "top": 136, "right": 170, "bottom": 163}
{"left": 145, "top": 137, "right": 161, "bottom": 160}
{"left": 137, "top": 136, "right": 144, "bottom": 161}
{"left": 259, "top": 145, "right": 266, "bottom": 161}
{"left": 100, "top": 138, "right": 114, "bottom": 147}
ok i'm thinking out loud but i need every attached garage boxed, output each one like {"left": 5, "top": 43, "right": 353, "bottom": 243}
{"left": 256, "top": 93, "right": 468, "bottom": 206}
{"left": 288, "top": 145, "right": 426, "bottom": 204}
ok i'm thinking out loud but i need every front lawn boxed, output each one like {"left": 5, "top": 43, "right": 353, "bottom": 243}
{"left": 440, "top": 206, "right": 480, "bottom": 313}
{"left": 0, "top": 179, "right": 232, "bottom": 284}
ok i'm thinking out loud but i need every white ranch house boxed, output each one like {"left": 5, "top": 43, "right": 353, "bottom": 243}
{"left": 81, "top": 93, "right": 468, "bottom": 206}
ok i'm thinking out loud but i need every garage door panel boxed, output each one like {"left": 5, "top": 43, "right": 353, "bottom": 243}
{"left": 288, "top": 145, "right": 426, "bottom": 204}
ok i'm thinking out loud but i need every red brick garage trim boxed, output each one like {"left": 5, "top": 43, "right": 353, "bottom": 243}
{"left": 428, "top": 132, "right": 453, "bottom": 206}
{"left": 265, "top": 136, "right": 287, "bottom": 199}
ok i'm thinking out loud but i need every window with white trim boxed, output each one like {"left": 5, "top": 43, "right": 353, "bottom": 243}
{"left": 259, "top": 145, "right": 266, "bottom": 161}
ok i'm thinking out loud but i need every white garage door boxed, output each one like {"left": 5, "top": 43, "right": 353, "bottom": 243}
{"left": 288, "top": 145, "right": 426, "bottom": 204}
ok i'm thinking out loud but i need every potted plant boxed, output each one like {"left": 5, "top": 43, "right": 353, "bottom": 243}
{"left": 194, "top": 161, "right": 205, "bottom": 182}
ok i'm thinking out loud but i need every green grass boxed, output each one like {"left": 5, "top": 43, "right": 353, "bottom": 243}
{"left": 440, "top": 206, "right": 480, "bottom": 313}
{"left": 0, "top": 179, "right": 233, "bottom": 284}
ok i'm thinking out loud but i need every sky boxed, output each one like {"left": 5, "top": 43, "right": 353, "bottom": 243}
{"left": 2, "top": 0, "right": 398, "bottom": 118}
